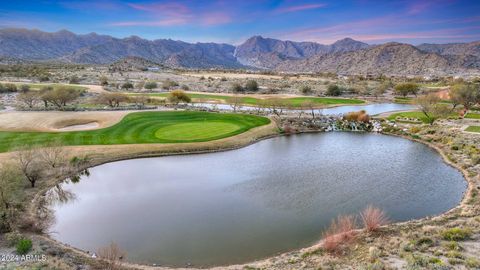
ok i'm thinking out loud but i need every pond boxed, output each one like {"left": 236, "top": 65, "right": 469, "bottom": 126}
{"left": 193, "top": 102, "right": 416, "bottom": 115}
{"left": 50, "top": 132, "right": 466, "bottom": 267}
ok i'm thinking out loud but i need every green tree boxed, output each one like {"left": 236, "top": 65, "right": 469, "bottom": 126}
{"left": 144, "top": 81, "right": 158, "bottom": 90}
{"left": 0, "top": 163, "right": 23, "bottom": 232}
{"left": 230, "top": 83, "right": 244, "bottom": 92}
{"left": 245, "top": 80, "right": 259, "bottom": 91}
{"left": 300, "top": 85, "right": 313, "bottom": 95}
{"left": 449, "top": 83, "right": 479, "bottom": 110}
{"left": 395, "top": 83, "right": 419, "bottom": 97}
{"left": 326, "top": 84, "right": 343, "bottom": 96}
{"left": 41, "top": 86, "right": 82, "bottom": 109}
{"left": 416, "top": 94, "right": 451, "bottom": 125}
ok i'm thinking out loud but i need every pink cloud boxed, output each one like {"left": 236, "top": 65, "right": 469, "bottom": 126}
{"left": 111, "top": 2, "right": 232, "bottom": 27}
{"left": 201, "top": 12, "right": 232, "bottom": 26}
{"left": 407, "top": 2, "right": 432, "bottom": 15}
{"left": 275, "top": 3, "right": 327, "bottom": 14}
{"left": 128, "top": 2, "right": 190, "bottom": 15}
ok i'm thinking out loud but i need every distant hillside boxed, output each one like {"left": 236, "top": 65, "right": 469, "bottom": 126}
{"left": 109, "top": 56, "right": 164, "bottom": 72}
{"left": 235, "top": 36, "right": 369, "bottom": 68}
{"left": 275, "top": 43, "right": 461, "bottom": 76}
{"left": 0, "top": 28, "right": 479, "bottom": 76}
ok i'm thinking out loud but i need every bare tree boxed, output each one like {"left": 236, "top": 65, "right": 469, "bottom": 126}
{"left": 0, "top": 163, "right": 23, "bottom": 230}
{"left": 95, "top": 92, "right": 129, "bottom": 108}
{"left": 227, "top": 96, "right": 243, "bottom": 112}
{"left": 449, "top": 83, "right": 479, "bottom": 110}
{"left": 301, "top": 100, "right": 317, "bottom": 119}
{"left": 15, "top": 147, "right": 43, "bottom": 188}
{"left": 16, "top": 91, "right": 40, "bottom": 108}
{"left": 41, "top": 86, "right": 82, "bottom": 109}
{"left": 39, "top": 142, "right": 66, "bottom": 168}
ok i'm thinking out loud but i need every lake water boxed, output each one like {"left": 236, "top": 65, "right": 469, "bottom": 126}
{"left": 50, "top": 132, "right": 466, "bottom": 267}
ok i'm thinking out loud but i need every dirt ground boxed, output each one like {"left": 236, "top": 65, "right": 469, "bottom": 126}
{"left": 182, "top": 72, "right": 332, "bottom": 82}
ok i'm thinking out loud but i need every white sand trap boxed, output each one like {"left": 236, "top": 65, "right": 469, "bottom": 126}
{"left": 56, "top": 122, "right": 100, "bottom": 131}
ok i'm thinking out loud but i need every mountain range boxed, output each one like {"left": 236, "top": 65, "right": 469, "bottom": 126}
{"left": 0, "top": 28, "right": 479, "bottom": 76}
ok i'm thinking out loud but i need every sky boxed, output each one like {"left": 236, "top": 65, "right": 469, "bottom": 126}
{"left": 0, "top": 0, "right": 479, "bottom": 45}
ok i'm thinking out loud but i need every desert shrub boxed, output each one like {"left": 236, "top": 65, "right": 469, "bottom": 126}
{"left": 466, "top": 257, "right": 480, "bottom": 268}
{"left": 322, "top": 215, "right": 357, "bottom": 253}
{"left": 121, "top": 82, "right": 134, "bottom": 90}
{"left": 220, "top": 77, "right": 227, "bottom": 81}
{"left": 16, "top": 238, "right": 32, "bottom": 255}
{"left": 300, "top": 85, "right": 313, "bottom": 94}
{"left": 19, "top": 84, "right": 30, "bottom": 93}
{"left": 245, "top": 80, "right": 259, "bottom": 91}
{"left": 167, "top": 90, "right": 191, "bottom": 104}
{"left": 69, "top": 75, "right": 80, "bottom": 84}
{"left": 415, "top": 237, "right": 434, "bottom": 248}
{"left": 144, "top": 81, "right": 157, "bottom": 90}
{"left": 443, "top": 241, "right": 462, "bottom": 251}
{"left": 326, "top": 84, "right": 343, "bottom": 96}
{"left": 441, "top": 228, "right": 471, "bottom": 241}
{"left": 471, "top": 155, "right": 480, "bottom": 165}
{"left": 409, "top": 126, "right": 421, "bottom": 133}
{"left": 5, "top": 231, "right": 22, "bottom": 247}
{"left": 181, "top": 84, "right": 190, "bottom": 90}
{"left": 344, "top": 110, "right": 370, "bottom": 123}
{"left": 282, "top": 125, "right": 295, "bottom": 135}
{"left": 360, "top": 205, "right": 389, "bottom": 232}
{"left": 0, "top": 83, "right": 17, "bottom": 93}
{"left": 162, "top": 79, "right": 179, "bottom": 89}
{"left": 231, "top": 83, "right": 244, "bottom": 92}
{"left": 97, "top": 242, "right": 127, "bottom": 270}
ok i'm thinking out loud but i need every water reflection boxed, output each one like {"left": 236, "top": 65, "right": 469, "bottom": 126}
{"left": 50, "top": 133, "right": 465, "bottom": 267}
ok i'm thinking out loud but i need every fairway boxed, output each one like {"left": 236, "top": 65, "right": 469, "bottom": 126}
{"left": 132, "top": 92, "right": 365, "bottom": 107}
{"left": 465, "top": 126, "right": 480, "bottom": 133}
{"left": 0, "top": 111, "right": 270, "bottom": 152}
{"left": 465, "top": 113, "right": 480, "bottom": 119}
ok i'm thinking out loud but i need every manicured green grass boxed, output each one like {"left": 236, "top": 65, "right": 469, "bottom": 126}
{"left": 465, "top": 113, "right": 480, "bottom": 119}
{"left": 0, "top": 111, "right": 270, "bottom": 153}
{"left": 387, "top": 111, "right": 458, "bottom": 124}
{"left": 132, "top": 93, "right": 365, "bottom": 107}
{"left": 387, "top": 111, "right": 429, "bottom": 123}
{"left": 394, "top": 97, "right": 414, "bottom": 104}
{"left": 465, "top": 126, "right": 480, "bottom": 133}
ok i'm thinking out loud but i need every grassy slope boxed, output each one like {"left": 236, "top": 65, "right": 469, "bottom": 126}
{"left": 465, "top": 113, "right": 480, "bottom": 119}
{"left": 0, "top": 111, "right": 270, "bottom": 152}
{"left": 134, "top": 93, "right": 365, "bottom": 106}
{"left": 465, "top": 126, "right": 480, "bottom": 133}
{"left": 387, "top": 111, "right": 429, "bottom": 123}
{"left": 387, "top": 111, "right": 458, "bottom": 124}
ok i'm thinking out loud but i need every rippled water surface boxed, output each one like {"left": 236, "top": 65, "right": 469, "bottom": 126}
{"left": 51, "top": 133, "right": 466, "bottom": 267}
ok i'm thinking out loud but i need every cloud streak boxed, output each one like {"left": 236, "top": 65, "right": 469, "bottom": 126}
{"left": 274, "top": 3, "right": 327, "bottom": 14}
{"left": 110, "top": 1, "right": 232, "bottom": 27}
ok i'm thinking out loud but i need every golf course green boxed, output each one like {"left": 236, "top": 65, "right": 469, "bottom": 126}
{"left": 132, "top": 92, "right": 365, "bottom": 107}
{"left": 0, "top": 111, "right": 271, "bottom": 153}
